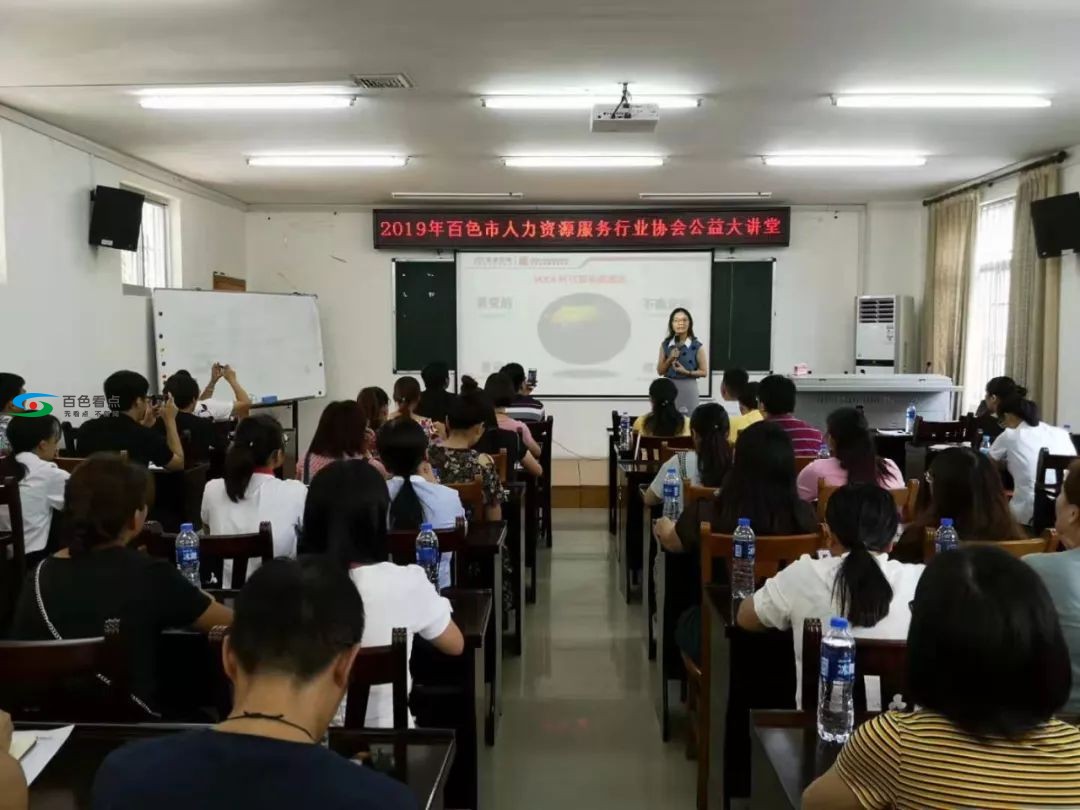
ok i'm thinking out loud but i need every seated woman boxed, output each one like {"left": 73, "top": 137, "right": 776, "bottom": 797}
{"left": 975, "top": 375, "right": 1019, "bottom": 442}
{"left": 427, "top": 392, "right": 503, "bottom": 522}
{"left": 468, "top": 382, "right": 543, "bottom": 479}
{"left": 989, "top": 390, "right": 1076, "bottom": 528}
{"left": 201, "top": 415, "right": 308, "bottom": 581}
{"left": 483, "top": 372, "right": 543, "bottom": 460}
{"left": 296, "top": 400, "right": 387, "bottom": 484}
{"left": 298, "top": 460, "right": 464, "bottom": 728}
{"left": 797, "top": 407, "right": 905, "bottom": 501}
{"left": 643, "top": 402, "right": 731, "bottom": 507}
{"left": 632, "top": 378, "right": 690, "bottom": 439}
{"left": 804, "top": 544, "right": 1080, "bottom": 809}
{"left": 0, "top": 372, "right": 26, "bottom": 455}
{"left": 0, "top": 415, "right": 69, "bottom": 564}
{"left": 357, "top": 386, "right": 390, "bottom": 460}
{"left": 389, "top": 377, "right": 440, "bottom": 443}
{"left": 893, "top": 446, "right": 1026, "bottom": 563}
{"left": 11, "top": 454, "right": 232, "bottom": 713}
{"left": 1025, "top": 459, "right": 1080, "bottom": 713}
{"left": 377, "top": 418, "right": 466, "bottom": 589}
{"left": 737, "top": 484, "right": 924, "bottom": 708}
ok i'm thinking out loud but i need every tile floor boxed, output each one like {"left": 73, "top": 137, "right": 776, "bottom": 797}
{"left": 479, "top": 509, "right": 697, "bottom": 809}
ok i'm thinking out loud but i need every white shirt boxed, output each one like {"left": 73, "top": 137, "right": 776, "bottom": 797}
{"left": 0, "top": 453, "right": 69, "bottom": 554}
{"left": 387, "top": 475, "right": 466, "bottom": 588}
{"left": 752, "top": 552, "right": 924, "bottom": 709}
{"left": 990, "top": 421, "right": 1076, "bottom": 525}
{"left": 349, "top": 562, "right": 453, "bottom": 727}
{"left": 647, "top": 450, "right": 702, "bottom": 500}
{"left": 200, "top": 473, "right": 307, "bottom": 581}
{"left": 194, "top": 399, "right": 235, "bottom": 421}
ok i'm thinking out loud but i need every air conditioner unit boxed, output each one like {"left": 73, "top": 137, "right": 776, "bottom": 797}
{"left": 854, "top": 295, "right": 915, "bottom": 374}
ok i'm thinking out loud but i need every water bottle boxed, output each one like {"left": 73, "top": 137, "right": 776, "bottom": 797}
{"left": 619, "top": 412, "right": 632, "bottom": 452}
{"left": 980, "top": 434, "right": 992, "bottom": 456}
{"left": 175, "top": 523, "right": 201, "bottom": 588}
{"left": 662, "top": 466, "right": 683, "bottom": 521}
{"left": 905, "top": 402, "right": 917, "bottom": 434}
{"left": 817, "top": 443, "right": 831, "bottom": 460}
{"left": 934, "top": 518, "right": 959, "bottom": 554}
{"left": 817, "top": 616, "right": 856, "bottom": 743}
{"left": 416, "top": 522, "right": 440, "bottom": 588}
{"left": 731, "top": 518, "right": 756, "bottom": 600}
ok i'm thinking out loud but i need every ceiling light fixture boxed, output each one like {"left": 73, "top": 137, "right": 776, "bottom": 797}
{"left": 391, "top": 192, "right": 524, "bottom": 200}
{"left": 138, "top": 85, "right": 357, "bottom": 110}
{"left": 638, "top": 192, "right": 772, "bottom": 201}
{"left": 247, "top": 155, "right": 408, "bottom": 167}
{"left": 503, "top": 156, "right": 664, "bottom": 168}
{"left": 482, "top": 94, "right": 700, "bottom": 110}
{"left": 762, "top": 153, "right": 927, "bottom": 167}
{"left": 832, "top": 93, "right": 1051, "bottom": 109}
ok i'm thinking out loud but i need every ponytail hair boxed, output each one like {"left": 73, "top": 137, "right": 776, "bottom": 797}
{"left": 375, "top": 418, "right": 428, "bottom": 530}
{"left": 689, "top": 403, "right": 731, "bottom": 488}
{"left": 645, "top": 378, "right": 684, "bottom": 437}
{"left": 225, "top": 415, "right": 284, "bottom": 503}
{"left": 392, "top": 376, "right": 422, "bottom": 420}
{"left": 826, "top": 484, "right": 898, "bottom": 627}
{"left": 63, "top": 454, "right": 152, "bottom": 555}
{"left": 826, "top": 407, "right": 891, "bottom": 485}
{"left": 995, "top": 390, "right": 1040, "bottom": 427}
{"left": 5, "top": 414, "right": 61, "bottom": 483}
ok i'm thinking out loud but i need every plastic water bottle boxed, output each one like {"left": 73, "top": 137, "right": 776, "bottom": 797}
{"left": 934, "top": 518, "right": 959, "bottom": 554}
{"left": 662, "top": 466, "right": 683, "bottom": 521}
{"left": 731, "top": 518, "right": 756, "bottom": 600}
{"left": 619, "top": 412, "right": 632, "bottom": 452}
{"left": 980, "top": 434, "right": 992, "bottom": 456}
{"left": 817, "top": 443, "right": 831, "bottom": 460}
{"left": 817, "top": 616, "right": 856, "bottom": 743}
{"left": 905, "top": 402, "right": 917, "bottom": 434}
{"left": 175, "top": 523, "right": 201, "bottom": 588}
{"left": 416, "top": 523, "right": 440, "bottom": 588}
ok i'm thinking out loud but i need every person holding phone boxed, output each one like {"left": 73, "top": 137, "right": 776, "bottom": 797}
{"left": 196, "top": 363, "right": 253, "bottom": 421}
{"left": 501, "top": 362, "right": 545, "bottom": 422}
{"left": 656, "top": 308, "right": 707, "bottom": 416}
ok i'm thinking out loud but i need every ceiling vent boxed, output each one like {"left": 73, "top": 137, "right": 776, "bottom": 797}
{"left": 351, "top": 73, "right": 414, "bottom": 90}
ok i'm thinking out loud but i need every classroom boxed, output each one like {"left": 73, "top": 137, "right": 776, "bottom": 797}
{"left": 2, "top": 2, "right": 1080, "bottom": 808}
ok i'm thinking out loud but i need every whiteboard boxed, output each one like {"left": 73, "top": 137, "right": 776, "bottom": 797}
{"left": 152, "top": 289, "right": 326, "bottom": 403}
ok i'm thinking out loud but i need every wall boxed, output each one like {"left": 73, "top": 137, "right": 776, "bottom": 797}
{"left": 1057, "top": 153, "right": 1080, "bottom": 428}
{"left": 863, "top": 202, "right": 927, "bottom": 322}
{"left": 0, "top": 116, "right": 246, "bottom": 411}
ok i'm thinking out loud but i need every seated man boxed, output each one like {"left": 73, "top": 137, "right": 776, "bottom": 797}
{"left": 415, "top": 361, "right": 456, "bottom": 425}
{"left": 194, "top": 363, "right": 252, "bottom": 421}
{"left": 91, "top": 558, "right": 417, "bottom": 810}
{"left": 160, "top": 370, "right": 220, "bottom": 462}
{"left": 75, "top": 370, "right": 184, "bottom": 470}
{"left": 758, "top": 373, "right": 823, "bottom": 457}
{"left": 500, "top": 362, "right": 545, "bottom": 422}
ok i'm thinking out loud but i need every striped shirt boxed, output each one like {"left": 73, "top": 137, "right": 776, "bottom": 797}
{"left": 835, "top": 710, "right": 1080, "bottom": 809}
{"left": 766, "top": 413, "right": 824, "bottom": 457}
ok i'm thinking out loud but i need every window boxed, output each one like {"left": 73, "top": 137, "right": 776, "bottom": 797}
{"left": 121, "top": 198, "right": 172, "bottom": 289}
{"left": 961, "top": 197, "right": 1015, "bottom": 412}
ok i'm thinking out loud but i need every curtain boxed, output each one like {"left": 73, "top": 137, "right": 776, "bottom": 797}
{"left": 921, "top": 191, "right": 979, "bottom": 381}
{"left": 1005, "top": 164, "right": 1061, "bottom": 422}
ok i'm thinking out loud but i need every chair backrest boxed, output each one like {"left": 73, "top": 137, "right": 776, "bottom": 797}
{"left": 445, "top": 480, "right": 486, "bottom": 524}
{"left": 60, "top": 420, "right": 80, "bottom": 453}
{"left": 699, "top": 522, "right": 825, "bottom": 585}
{"left": 528, "top": 415, "right": 554, "bottom": 481}
{"left": 54, "top": 450, "right": 130, "bottom": 474}
{"left": 489, "top": 449, "right": 508, "bottom": 483}
{"left": 921, "top": 527, "right": 1055, "bottom": 560}
{"left": 343, "top": 627, "right": 410, "bottom": 729}
{"left": 477, "top": 427, "right": 521, "bottom": 468}
{"left": 137, "top": 520, "right": 274, "bottom": 588}
{"left": 911, "top": 415, "right": 977, "bottom": 447}
{"left": 794, "top": 456, "right": 816, "bottom": 474}
{"left": 801, "top": 618, "right": 910, "bottom": 717}
{"left": 684, "top": 484, "right": 717, "bottom": 510}
{"left": 387, "top": 517, "right": 468, "bottom": 566}
{"left": 0, "top": 473, "right": 27, "bottom": 633}
{"left": 149, "top": 463, "right": 209, "bottom": 533}
{"left": 816, "top": 479, "right": 920, "bottom": 523}
{"left": 637, "top": 434, "right": 693, "bottom": 462}
{"left": 1034, "top": 449, "right": 1079, "bottom": 532}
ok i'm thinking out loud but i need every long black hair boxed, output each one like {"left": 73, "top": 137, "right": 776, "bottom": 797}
{"left": 357, "top": 386, "right": 389, "bottom": 431}
{"left": 224, "top": 415, "right": 285, "bottom": 503}
{"left": 689, "top": 403, "right": 731, "bottom": 488}
{"left": 985, "top": 376, "right": 1021, "bottom": 401}
{"left": 826, "top": 407, "right": 891, "bottom": 485}
{"left": 5, "top": 414, "right": 61, "bottom": 482}
{"left": 826, "top": 484, "right": 899, "bottom": 627}
{"left": 308, "top": 400, "right": 367, "bottom": 459}
{"left": 0, "top": 373, "right": 25, "bottom": 411}
{"left": 392, "top": 376, "right": 422, "bottom": 420}
{"left": 299, "top": 459, "right": 390, "bottom": 568}
{"left": 995, "top": 390, "right": 1041, "bottom": 427}
{"left": 63, "top": 454, "right": 153, "bottom": 555}
{"left": 376, "top": 418, "right": 428, "bottom": 530}
{"left": 665, "top": 307, "right": 696, "bottom": 341}
{"left": 644, "top": 378, "right": 685, "bottom": 437}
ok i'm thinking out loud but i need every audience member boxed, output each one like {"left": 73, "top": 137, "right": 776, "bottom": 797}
{"left": 469, "top": 383, "right": 543, "bottom": 478}
{"left": 0, "top": 372, "right": 26, "bottom": 456}
{"left": 90, "top": 558, "right": 417, "bottom": 810}
{"left": 193, "top": 363, "right": 253, "bottom": 421}
{"left": 415, "top": 362, "right": 457, "bottom": 425}
{"left": 296, "top": 400, "right": 386, "bottom": 484}
{"left": 160, "top": 370, "right": 220, "bottom": 462}
{"left": 975, "top": 375, "right": 1020, "bottom": 441}
{"left": 76, "top": 371, "right": 184, "bottom": 470}
{"left": 804, "top": 545, "right": 1080, "bottom": 809}
{"left": 201, "top": 415, "right": 307, "bottom": 581}
{"left": 500, "top": 362, "right": 545, "bottom": 422}
{"left": 0, "top": 415, "right": 69, "bottom": 562}
{"left": 893, "top": 447, "right": 1025, "bottom": 562}
{"left": 632, "top": 378, "right": 690, "bottom": 438}
{"left": 1025, "top": 459, "right": 1080, "bottom": 713}
{"left": 797, "top": 407, "right": 905, "bottom": 501}
{"left": 719, "top": 368, "right": 748, "bottom": 403}
{"left": 725, "top": 374, "right": 763, "bottom": 444}
{"left": 989, "top": 390, "right": 1075, "bottom": 527}
{"left": 11, "top": 455, "right": 232, "bottom": 711}
{"left": 0, "top": 710, "right": 27, "bottom": 810}
{"left": 390, "top": 376, "right": 440, "bottom": 443}
{"left": 737, "top": 484, "right": 923, "bottom": 707}
{"left": 357, "top": 386, "right": 390, "bottom": 460}
{"left": 484, "top": 373, "right": 543, "bottom": 459}
{"left": 758, "top": 374, "right": 823, "bottom": 456}
{"left": 427, "top": 393, "right": 503, "bottom": 522}
{"left": 643, "top": 403, "right": 731, "bottom": 507}
{"left": 299, "top": 462, "right": 464, "bottom": 727}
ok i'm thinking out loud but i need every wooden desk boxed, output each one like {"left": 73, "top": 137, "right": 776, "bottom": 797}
{"left": 22, "top": 722, "right": 455, "bottom": 810}
{"left": 616, "top": 459, "right": 660, "bottom": 603}
{"left": 750, "top": 711, "right": 844, "bottom": 810}
{"left": 502, "top": 482, "right": 526, "bottom": 655}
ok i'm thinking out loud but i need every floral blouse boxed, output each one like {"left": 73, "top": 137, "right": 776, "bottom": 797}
{"left": 427, "top": 445, "right": 504, "bottom": 508}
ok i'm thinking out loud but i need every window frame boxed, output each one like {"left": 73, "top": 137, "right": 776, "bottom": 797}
{"left": 120, "top": 190, "right": 174, "bottom": 292}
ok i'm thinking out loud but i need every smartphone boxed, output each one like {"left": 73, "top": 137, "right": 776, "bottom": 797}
{"left": 149, "top": 394, "right": 163, "bottom": 407}
{"left": 527, "top": 368, "right": 538, "bottom": 387}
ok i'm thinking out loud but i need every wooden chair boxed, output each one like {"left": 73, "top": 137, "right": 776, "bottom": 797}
{"left": 137, "top": 520, "right": 273, "bottom": 588}
{"left": 816, "top": 478, "right": 920, "bottom": 523}
{"left": 54, "top": 450, "right": 129, "bottom": 474}
{"left": 683, "top": 484, "right": 717, "bottom": 510}
{"left": 343, "top": 627, "right": 410, "bottom": 729}
{"left": 637, "top": 434, "right": 693, "bottom": 463}
{"left": 921, "top": 527, "right": 1056, "bottom": 560}
{"left": 1034, "top": 448, "right": 1079, "bottom": 534}
{"left": 387, "top": 517, "right": 468, "bottom": 568}
{"left": 911, "top": 415, "right": 978, "bottom": 448}
{"left": 801, "top": 618, "right": 910, "bottom": 717}
{"left": 488, "top": 449, "right": 509, "bottom": 483}
{"left": 527, "top": 416, "right": 554, "bottom": 546}
{"left": 659, "top": 441, "right": 696, "bottom": 469}
{"left": 445, "top": 480, "right": 486, "bottom": 524}
{"left": 0, "top": 473, "right": 26, "bottom": 634}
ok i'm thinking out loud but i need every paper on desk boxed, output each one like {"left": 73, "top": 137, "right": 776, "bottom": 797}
{"left": 18, "top": 725, "right": 74, "bottom": 786}
{"left": 9, "top": 732, "right": 35, "bottom": 761}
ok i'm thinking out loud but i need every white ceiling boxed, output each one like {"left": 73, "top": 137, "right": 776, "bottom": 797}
{"left": 2, "top": 0, "right": 1079, "bottom": 205}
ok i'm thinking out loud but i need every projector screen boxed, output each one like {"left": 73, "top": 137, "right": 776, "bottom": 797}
{"left": 457, "top": 252, "right": 712, "bottom": 397}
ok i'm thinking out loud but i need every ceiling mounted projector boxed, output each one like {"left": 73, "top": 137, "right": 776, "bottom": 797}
{"left": 591, "top": 103, "right": 660, "bottom": 133}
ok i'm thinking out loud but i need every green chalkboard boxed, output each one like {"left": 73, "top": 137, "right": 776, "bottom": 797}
{"left": 393, "top": 260, "right": 456, "bottom": 372}
{"left": 711, "top": 260, "right": 774, "bottom": 372}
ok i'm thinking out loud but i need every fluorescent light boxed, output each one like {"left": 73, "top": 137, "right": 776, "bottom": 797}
{"left": 639, "top": 192, "right": 772, "bottom": 200}
{"left": 762, "top": 153, "right": 927, "bottom": 167}
{"left": 247, "top": 155, "right": 408, "bottom": 168}
{"left": 138, "top": 85, "right": 357, "bottom": 110}
{"left": 391, "top": 192, "right": 524, "bottom": 200}
{"left": 832, "top": 93, "right": 1051, "bottom": 109}
{"left": 503, "top": 156, "right": 664, "bottom": 169}
{"left": 482, "top": 95, "right": 700, "bottom": 110}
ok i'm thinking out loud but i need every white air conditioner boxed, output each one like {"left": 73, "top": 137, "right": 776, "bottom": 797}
{"left": 854, "top": 295, "right": 915, "bottom": 374}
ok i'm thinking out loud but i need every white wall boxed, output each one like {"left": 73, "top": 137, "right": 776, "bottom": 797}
{"left": 1057, "top": 153, "right": 1080, "bottom": 428}
{"left": 0, "top": 117, "right": 246, "bottom": 411}
{"left": 864, "top": 202, "right": 927, "bottom": 321}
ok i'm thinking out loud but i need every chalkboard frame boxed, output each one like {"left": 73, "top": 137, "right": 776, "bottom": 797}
{"left": 710, "top": 258, "right": 775, "bottom": 374}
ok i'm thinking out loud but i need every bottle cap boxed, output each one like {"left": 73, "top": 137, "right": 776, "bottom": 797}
{"left": 829, "top": 616, "right": 849, "bottom": 630}
{"left": 180, "top": 523, "right": 194, "bottom": 532}
{"left": 420, "top": 522, "right": 433, "bottom": 532}
{"left": 737, "top": 517, "right": 751, "bottom": 527}
{"left": 940, "top": 518, "right": 953, "bottom": 528}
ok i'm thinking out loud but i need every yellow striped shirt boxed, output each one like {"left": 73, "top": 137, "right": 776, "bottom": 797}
{"left": 836, "top": 711, "right": 1080, "bottom": 809}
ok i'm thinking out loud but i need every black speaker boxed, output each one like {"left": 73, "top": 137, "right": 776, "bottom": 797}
{"left": 1031, "top": 192, "right": 1080, "bottom": 258}
{"left": 89, "top": 186, "right": 145, "bottom": 251}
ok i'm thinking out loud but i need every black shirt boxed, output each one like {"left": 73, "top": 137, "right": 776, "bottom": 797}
{"left": 76, "top": 412, "right": 174, "bottom": 467}
{"left": 92, "top": 729, "right": 418, "bottom": 810}
{"left": 415, "top": 389, "right": 457, "bottom": 423}
{"left": 11, "top": 546, "right": 211, "bottom": 706}
{"left": 157, "top": 411, "right": 218, "bottom": 463}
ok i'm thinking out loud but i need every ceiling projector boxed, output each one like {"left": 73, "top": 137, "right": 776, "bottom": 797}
{"left": 591, "top": 103, "right": 660, "bottom": 133}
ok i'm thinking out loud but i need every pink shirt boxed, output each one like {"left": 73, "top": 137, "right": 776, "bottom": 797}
{"left": 796, "top": 456, "right": 906, "bottom": 502}
{"left": 295, "top": 452, "right": 388, "bottom": 484}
